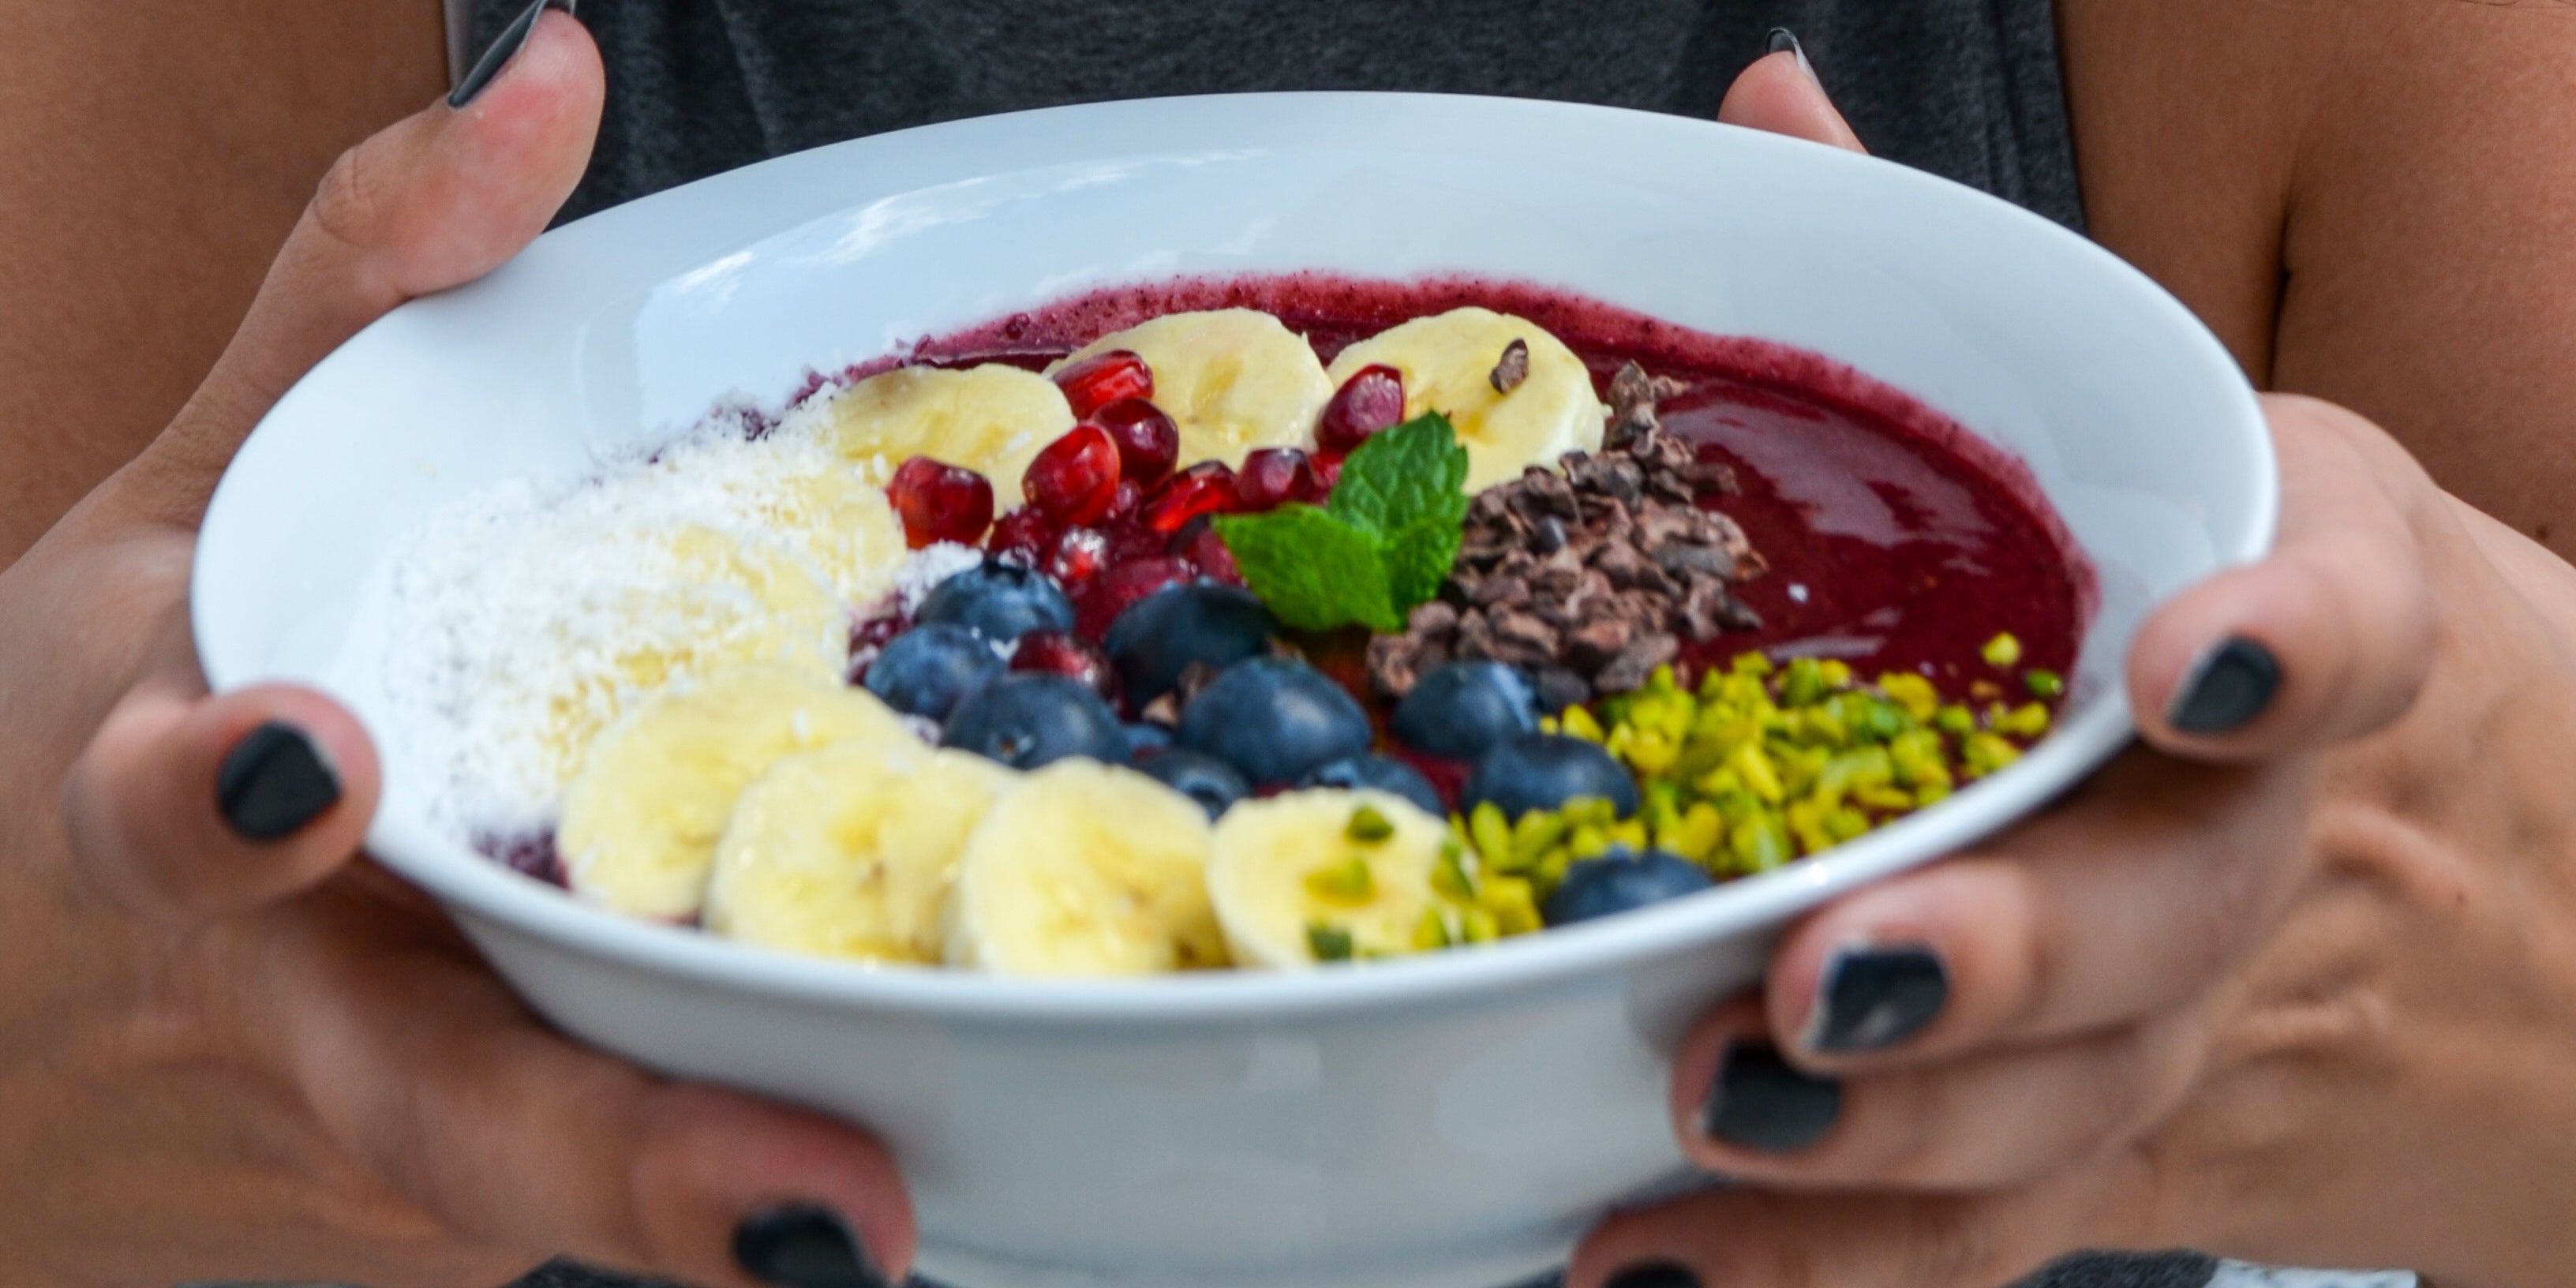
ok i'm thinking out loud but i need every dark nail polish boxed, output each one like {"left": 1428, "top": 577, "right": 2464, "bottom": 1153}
{"left": 1701, "top": 1041, "right": 1841, "bottom": 1154}
{"left": 1810, "top": 944, "right": 1949, "bottom": 1054}
{"left": 734, "top": 1204, "right": 886, "bottom": 1288}
{"left": 2167, "top": 636, "right": 2281, "bottom": 734}
{"left": 216, "top": 722, "right": 342, "bottom": 841}
{"left": 1605, "top": 1262, "right": 1703, "bottom": 1288}
{"left": 1765, "top": 27, "right": 1804, "bottom": 58}
{"left": 448, "top": 0, "right": 577, "bottom": 109}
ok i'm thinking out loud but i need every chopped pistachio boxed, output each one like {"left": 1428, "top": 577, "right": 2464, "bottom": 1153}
{"left": 1307, "top": 922, "right": 1356, "bottom": 962}
{"left": 1432, "top": 841, "right": 1480, "bottom": 900}
{"left": 1303, "top": 856, "right": 1376, "bottom": 907}
{"left": 1560, "top": 705, "right": 1607, "bottom": 741}
{"left": 1982, "top": 631, "right": 2024, "bottom": 669}
{"left": 1413, "top": 908, "right": 1454, "bottom": 952}
{"left": 1481, "top": 876, "right": 1544, "bottom": 934}
{"left": 2024, "top": 668, "right": 2065, "bottom": 699}
{"left": 1346, "top": 804, "right": 1395, "bottom": 844}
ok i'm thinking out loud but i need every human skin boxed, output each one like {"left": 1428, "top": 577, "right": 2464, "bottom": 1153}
{"left": 2, "top": 2, "right": 2573, "bottom": 1286}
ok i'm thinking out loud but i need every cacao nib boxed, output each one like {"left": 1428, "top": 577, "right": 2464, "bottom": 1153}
{"left": 1490, "top": 338, "right": 1530, "bottom": 394}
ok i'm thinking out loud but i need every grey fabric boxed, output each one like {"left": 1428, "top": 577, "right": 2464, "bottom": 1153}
{"left": 468, "top": 0, "right": 2085, "bottom": 232}
{"left": 462, "top": 2, "right": 2163, "bottom": 1286}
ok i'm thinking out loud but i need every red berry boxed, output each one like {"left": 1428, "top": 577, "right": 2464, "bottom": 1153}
{"left": 1317, "top": 364, "right": 1407, "bottom": 453}
{"left": 1236, "top": 447, "right": 1323, "bottom": 511}
{"left": 1046, "top": 526, "right": 1112, "bottom": 587}
{"left": 1107, "top": 478, "right": 1143, "bottom": 522}
{"left": 1011, "top": 631, "right": 1120, "bottom": 700}
{"left": 1138, "top": 461, "right": 1241, "bottom": 535}
{"left": 987, "top": 507, "right": 1056, "bottom": 564}
{"left": 1053, "top": 349, "right": 1154, "bottom": 418}
{"left": 1024, "top": 424, "right": 1123, "bottom": 525}
{"left": 887, "top": 455, "right": 995, "bottom": 549}
{"left": 1076, "top": 556, "right": 1196, "bottom": 638}
{"left": 1176, "top": 519, "right": 1243, "bottom": 586}
{"left": 1313, "top": 454, "right": 1344, "bottom": 493}
{"left": 1090, "top": 398, "right": 1181, "bottom": 484}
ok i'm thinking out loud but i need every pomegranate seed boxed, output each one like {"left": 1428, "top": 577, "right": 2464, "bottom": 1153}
{"left": 1139, "top": 461, "right": 1241, "bottom": 535}
{"left": 1011, "top": 631, "right": 1120, "bottom": 700}
{"left": 1024, "top": 424, "right": 1123, "bottom": 525}
{"left": 1053, "top": 350, "right": 1154, "bottom": 418}
{"left": 1236, "top": 447, "right": 1322, "bottom": 511}
{"left": 1313, "top": 454, "right": 1344, "bottom": 493}
{"left": 1077, "top": 556, "right": 1197, "bottom": 638}
{"left": 1090, "top": 398, "right": 1181, "bottom": 484}
{"left": 1106, "top": 520, "right": 1168, "bottom": 565}
{"left": 1317, "top": 364, "right": 1407, "bottom": 453}
{"left": 1174, "top": 518, "right": 1243, "bottom": 586}
{"left": 1046, "top": 526, "right": 1112, "bottom": 587}
{"left": 987, "top": 507, "right": 1056, "bottom": 564}
{"left": 887, "top": 455, "right": 994, "bottom": 549}
{"left": 1106, "top": 478, "right": 1143, "bottom": 522}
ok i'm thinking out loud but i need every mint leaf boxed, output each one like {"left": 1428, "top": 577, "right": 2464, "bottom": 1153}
{"left": 1327, "top": 413, "right": 1471, "bottom": 537}
{"left": 1380, "top": 516, "right": 1462, "bottom": 611}
{"left": 1213, "top": 506, "right": 1401, "bottom": 633}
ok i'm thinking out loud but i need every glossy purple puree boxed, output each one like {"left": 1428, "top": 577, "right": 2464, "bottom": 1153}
{"left": 855, "top": 273, "right": 2092, "bottom": 687}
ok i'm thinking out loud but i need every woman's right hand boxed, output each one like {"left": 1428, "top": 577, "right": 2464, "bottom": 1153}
{"left": 0, "top": 13, "right": 912, "bottom": 1287}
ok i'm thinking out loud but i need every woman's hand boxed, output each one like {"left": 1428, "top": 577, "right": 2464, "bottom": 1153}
{"left": 0, "top": 13, "right": 912, "bottom": 1287}
{"left": 1564, "top": 47, "right": 2576, "bottom": 1288}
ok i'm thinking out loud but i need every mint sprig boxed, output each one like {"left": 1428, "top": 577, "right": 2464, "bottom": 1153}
{"left": 1214, "top": 414, "right": 1472, "bottom": 633}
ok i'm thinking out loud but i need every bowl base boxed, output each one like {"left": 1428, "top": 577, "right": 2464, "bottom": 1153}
{"left": 913, "top": 1223, "right": 1575, "bottom": 1288}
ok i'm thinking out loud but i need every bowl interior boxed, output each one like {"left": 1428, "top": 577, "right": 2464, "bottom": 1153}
{"left": 193, "top": 92, "right": 2271, "bottom": 1017}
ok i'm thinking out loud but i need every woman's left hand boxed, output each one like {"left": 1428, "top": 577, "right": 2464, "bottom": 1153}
{"left": 1569, "top": 51, "right": 2576, "bottom": 1288}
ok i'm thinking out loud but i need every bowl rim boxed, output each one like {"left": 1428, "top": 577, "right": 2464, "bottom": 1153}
{"left": 199, "top": 90, "right": 2275, "bottom": 1024}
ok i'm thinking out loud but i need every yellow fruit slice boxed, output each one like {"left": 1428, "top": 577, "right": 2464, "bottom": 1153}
{"left": 945, "top": 759, "right": 1230, "bottom": 976}
{"left": 814, "top": 364, "right": 1074, "bottom": 501}
{"left": 1054, "top": 309, "right": 1332, "bottom": 469}
{"left": 1326, "top": 308, "right": 1604, "bottom": 492}
{"left": 705, "top": 741, "right": 1016, "bottom": 964}
{"left": 557, "top": 668, "right": 915, "bottom": 920}
{"left": 1208, "top": 789, "right": 1464, "bottom": 969}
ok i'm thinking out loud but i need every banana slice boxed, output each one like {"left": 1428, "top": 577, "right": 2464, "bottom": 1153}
{"left": 705, "top": 741, "right": 1017, "bottom": 964}
{"left": 1054, "top": 309, "right": 1333, "bottom": 469}
{"left": 945, "top": 759, "right": 1230, "bottom": 976}
{"left": 812, "top": 364, "right": 1075, "bottom": 500}
{"left": 525, "top": 522, "right": 852, "bottom": 792}
{"left": 558, "top": 667, "right": 916, "bottom": 920}
{"left": 1208, "top": 789, "right": 1475, "bottom": 968}
{"left": 1325, "top": 307, "right": 1605, "bottom": 493}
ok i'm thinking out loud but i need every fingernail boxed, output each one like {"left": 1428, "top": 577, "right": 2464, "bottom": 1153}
{"left": 1765, "top": 27, "right": 1821, "bottom": 83}
{"left": 447, "top": 0, "right": 577, "bottom": 109}
{"left": 2167, "top": 636, "right": 2281, "bottom": 734}
{"left": 1701, "top": 1040, "right": 1841, "bottom": 1154}
{"left": 1605, "top": 1263, "right": 1703, "bottom": 1288}
{"left": 216, "top": 722, "right": 342, "bottom": 841}
{"left": 1807, "top": 943, "right": 1949, "bottom": 1054}
{"left": 734, "top": 1204, "right": 887, "bottom": 1288}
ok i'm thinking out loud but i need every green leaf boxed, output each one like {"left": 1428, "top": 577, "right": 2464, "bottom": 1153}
{"left": 1213, "top": 506, "right": 1402, "bottom": 633}
{"left": 1380, "top": 515, "right": 1463, "bottom": 611}
{"left": 1327, "top": 413, "right": 1471, "bottom": 538}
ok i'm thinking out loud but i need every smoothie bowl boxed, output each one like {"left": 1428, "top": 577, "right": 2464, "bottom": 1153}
{"left": 192, "top": 94, "right": 2272, "bottom": 1288}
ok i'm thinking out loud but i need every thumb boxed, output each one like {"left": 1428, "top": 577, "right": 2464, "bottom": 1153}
{"left": 1718, "top": 31, "right": 1867, "bottom": 154}
{"left": 2128, "top": 394, "right": 2442, "bottom": 759}
{"left": 116, "top": 6, "right": 603, "bottom": 527}
{"left": 62, "top": 682, "right": 381, "bottom": 925}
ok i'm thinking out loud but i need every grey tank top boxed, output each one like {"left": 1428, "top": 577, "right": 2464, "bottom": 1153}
{"left": 459, "top": 4, "right": 2203, "bottom": 1288}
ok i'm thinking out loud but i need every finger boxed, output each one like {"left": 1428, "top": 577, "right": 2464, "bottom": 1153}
{"left": 62, "top": 682, "right": 380, "bottom": 924}
{"left": 1667, "top": 998, "right": 2205, "bottom": 1189}
{"left": 1568, "top": 1165, "right": 2143, "bottom": 1288}
{"left": 1762, "top": 750, "right": 2309, "bottom": 1061}
{"left": 1717, "top": 34, "right": 1867, "bottom": 154}
{"left": 268, "top": 908, "right": 915, "bottom": 1288}
{"left": 115, "top": 9, "right": 603, "bottom": 526}
{"left": 2129, "top": 394, "right": 2442, "bottom": 759}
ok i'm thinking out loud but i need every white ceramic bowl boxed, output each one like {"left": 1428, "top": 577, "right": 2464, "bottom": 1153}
{"left": 194, "top": 93, "right": 2273, "bottom": 1288}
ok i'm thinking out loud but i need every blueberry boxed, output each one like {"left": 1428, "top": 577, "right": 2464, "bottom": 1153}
{"left": 1541, "top": 846, "right": 1715, "bottom": 927}
{"left": 1299, "top": 754, "right": 1444, "bottom": 817}
{"left": 1123, "top": 721, "right": 1174, "bottom": 762}
{"left": 940, "top": 672, "right": 1127, "bottom": 769}
{"left": 1140, "top": 749, "right": 1252, "bottom": 820}
{"left": 1176, "top": 656, "right": 1372, "bottom": 787}
{"left": 915, "top": 558, "right": 1076, "bottom": 642}
{"left": 861, "top": 623, "right": 1004, "bottom": 721}
{"left": 1390, "top": 661, "right": 1539, "bottom": 761}
{"left": 1462, "top": 732, "right": 1642, "bottom": 821}
{"left": 1104, "top": 581, "right": 1277, "bottom": 701}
